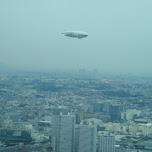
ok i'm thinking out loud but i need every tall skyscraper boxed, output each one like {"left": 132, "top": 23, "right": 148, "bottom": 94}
{"left": 109, "top": 104, "right": 124, "bottom": 122}
{"left": 98, "top": 135, "right": 115, "bottom": 152}
{"left": 75, "top": 124, "right": 97, "bottom": 152}
{"left": 52, "top": 114, "right": 76, "bottom": 152}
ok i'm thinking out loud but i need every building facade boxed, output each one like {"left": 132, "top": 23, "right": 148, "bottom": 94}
{"left": 75, "top": 124, "right": 97, "bottom": 152}
{"left": 109, "top": 104, "right": 124, "bottom": 122}
{"left": 98, "top": 135, "right": 115, "bottom": 152}
{"left": 52, "top": 114, "right": 76, "bottom": 152}
{"left": 93, "top": 103, "right": 104, "bottom": 113}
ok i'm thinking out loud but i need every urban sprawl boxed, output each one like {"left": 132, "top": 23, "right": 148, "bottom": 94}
{"left": 0, "top": 72, "right": 152, "bottom": 152}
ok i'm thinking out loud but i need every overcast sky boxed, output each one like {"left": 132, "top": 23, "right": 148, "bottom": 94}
{"left": 0, "top": 0, "right": 152, "bottom": 73}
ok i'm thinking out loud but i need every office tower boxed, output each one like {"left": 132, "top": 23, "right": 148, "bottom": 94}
{"left": 93, "top": 103, "right": 104, "bottom": 113}
{"left": 109, "top": 104, "right": 124, "bottom": 122}
{"left": 52, "top": 114, "right": 76, "bottom": 152}
{"left": 98, "top": 135, "right": 115, "bottom": 152}
{"left": 75, "top": 124, "right": 97, "bottom": 152}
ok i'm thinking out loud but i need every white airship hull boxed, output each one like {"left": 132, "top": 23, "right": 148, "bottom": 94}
{"left": 62, "top": 31, "right": 88, "bottom": 39}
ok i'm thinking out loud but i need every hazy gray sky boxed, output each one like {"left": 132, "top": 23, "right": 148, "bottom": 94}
{"left": 0, "top": 0, "right": 152, "bottom": 73}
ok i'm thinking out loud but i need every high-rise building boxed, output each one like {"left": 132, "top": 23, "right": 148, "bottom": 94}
{"left": 109, "top": 104, "right": 124, "bottom": 122}
{"left": 75, "top": 124, "right": 97, "bottom": 152}
{"left": 98, "top": 135, "right": 115, "bottom": 152}
{"left": 51, "top": 114, "right": 76, "bottom": 152}
{"left": 93, "top": 103, "right": 104, "bottom": 113}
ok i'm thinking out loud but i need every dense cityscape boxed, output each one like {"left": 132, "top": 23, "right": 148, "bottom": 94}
{"left": 0, "top": 71, "right": 152, "bottom": 152}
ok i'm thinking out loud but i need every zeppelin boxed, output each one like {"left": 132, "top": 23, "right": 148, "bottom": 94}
{"left": 62, "top": 30, "right": 88, "bottom": 39}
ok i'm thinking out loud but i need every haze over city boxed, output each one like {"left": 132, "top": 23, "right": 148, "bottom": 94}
{"left": 1, "top": 1, "right": 152, "bottom": 152}
{"left": 0, "top": 0, "right": 152, "bottom": 73}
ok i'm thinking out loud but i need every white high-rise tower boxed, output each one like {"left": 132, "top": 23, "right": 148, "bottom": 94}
{"left": 75, "top": 124, "right": 97, "bottom": 152}
{"left": 52, "top": 114, "right": 76, "bottom": 152}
